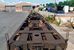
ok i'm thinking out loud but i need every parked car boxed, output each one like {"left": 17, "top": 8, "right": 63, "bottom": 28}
{"left": 46, "top": 6, "right": 54, "bottom": 12}
{"left": 56, "top": 5, "right": 64, "bottom": 14}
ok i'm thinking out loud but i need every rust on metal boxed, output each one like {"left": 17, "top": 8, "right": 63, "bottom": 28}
{"left": 7, "top": 12, "right": 67, "bottom": 50}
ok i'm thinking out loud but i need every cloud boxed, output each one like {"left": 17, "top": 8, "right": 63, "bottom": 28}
{"left": 0, "top": 0, "right": 5, "bottom": 2}
{"left": 0, "top": 0, "right": 65, "bottom": 5}
{"left": 5, "top": 0, "right": 24, "bottom": 5}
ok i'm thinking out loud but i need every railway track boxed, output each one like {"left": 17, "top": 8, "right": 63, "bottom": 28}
{"left": 7, "top": 12, "right": 67, "bottom": 50}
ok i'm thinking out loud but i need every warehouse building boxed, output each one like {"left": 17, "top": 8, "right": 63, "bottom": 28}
{"left": 0, "top": 2, "right": 33, "bottom": 12}
{"left": 5, "top": 5, "right": 16, "bottom": 12}
{"left": 0, "top": 3, "right": 5, "bottom": 11}
{"left": 16, "top": 2, "right": 32, "bottom": 12}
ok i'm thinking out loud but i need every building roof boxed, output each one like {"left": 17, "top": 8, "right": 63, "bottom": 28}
{"left": 5, "top": 5, "right": 15, "bottom": 7}
{"left": 16, "top": 2, "right": 32, "bottom": 6}
{"left": 0, "top": 3, "right": 5, "bottom": 6}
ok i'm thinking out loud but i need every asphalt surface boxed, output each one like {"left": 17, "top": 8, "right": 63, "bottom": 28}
{"left": 0, "top": 11, "right": 29, "bottom": 50}
{"left": 0, "top": 10, "right": 74, "bottom": 50}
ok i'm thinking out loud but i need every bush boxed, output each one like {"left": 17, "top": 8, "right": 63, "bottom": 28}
{"left": 45, "top": 16, "right": 55, "bottom": 23}
{"left": 39, "top": 7, "right": 43, "bottom": 11}
{"left": 53, "top": 18, "right": 61, "bottom": 26}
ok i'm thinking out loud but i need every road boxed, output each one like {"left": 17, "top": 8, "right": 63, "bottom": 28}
{"left": 0, "top": 11, "right": 29, "bottom": 50}
{"left": 0, "top": 10, "right": 74, "bottom": 50}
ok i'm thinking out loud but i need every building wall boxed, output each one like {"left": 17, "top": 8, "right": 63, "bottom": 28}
{"left": 16, "top": 6, "right": 22, "bottom": 12}
{"left": 0, "top": 2, "right": 32, "bottom": 12}
{"left": 5, "top": 6, "right": 16, "bottom": 12}
{"left": 16, "top": 2, "right": 32, "bottom": 12}
{"left": 0, "top": 4, "right": 5, "bottom": 11}
{"left": 5, "top": 6, "right": 32, "bottom": 12}
{"left": 22, "top": 6, "right": 32, "bottom": 11}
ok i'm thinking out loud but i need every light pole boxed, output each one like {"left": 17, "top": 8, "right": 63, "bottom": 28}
{"left": 53, "top": 0, "right": 57, "bottom": 20}
{"left": 54, "top": 0, "right": 57, "bottom": 13}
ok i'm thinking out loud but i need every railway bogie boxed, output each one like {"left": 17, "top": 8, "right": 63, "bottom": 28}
{"left": 7, "top": 13, "right": 67, "bottom": 50}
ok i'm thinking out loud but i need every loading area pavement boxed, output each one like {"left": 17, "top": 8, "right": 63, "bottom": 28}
{"left": 0, "top": 11, "right": 30, "bottom": 50}
{"left": 38, "top": 11, "right": 74, "bottom": 50}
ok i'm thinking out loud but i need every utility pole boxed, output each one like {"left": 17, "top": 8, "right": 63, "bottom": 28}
{"left": 54, "top": 0, "right": 57, "bottom": 13}
{"left": 53, "top": 0, "right": 57, "bottom": 20}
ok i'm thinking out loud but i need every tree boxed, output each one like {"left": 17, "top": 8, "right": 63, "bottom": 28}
{"left": 58, "top": 2, "right": 64, "bottom": 5}
{"left": 43, "top": 4, "right": 45, "bottom": 7}
{"left": 58, "top": 1, "right": 69, "bottom": 6}
{"left": 69, "top": 0, "right": 74, "bottom": 6}
{"left": 45, "top": 0, "right": 74, "bottom": 8}
{"left": 46, "top": 3, "right": 54, "bottom": 7}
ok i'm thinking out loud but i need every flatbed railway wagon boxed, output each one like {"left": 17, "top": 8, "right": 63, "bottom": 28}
{"left": 6, "top": 13, "right": 67, "bottom": 50}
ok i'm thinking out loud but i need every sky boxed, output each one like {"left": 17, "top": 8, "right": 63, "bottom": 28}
{"left": 0, "top": 0, "right": 65, "bottom": 4}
